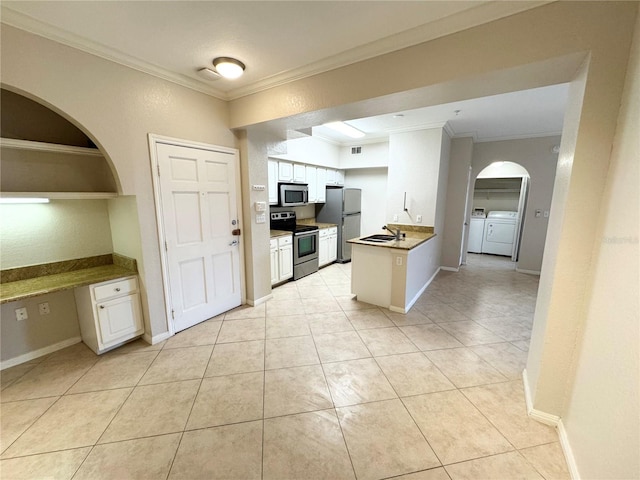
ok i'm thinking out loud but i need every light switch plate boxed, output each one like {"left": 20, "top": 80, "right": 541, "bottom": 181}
{"left": 255, "top": 201, "right": 266, "bottom": 212}
{"left": 256, "top": 213, "right": 266, "bottom": 224}
{"left": 252, "top": 185, "right": 266, "bottom": 191}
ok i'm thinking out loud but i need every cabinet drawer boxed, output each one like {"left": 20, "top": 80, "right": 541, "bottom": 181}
{"left": 278, "top": 235, "right": 292, "bottom": 246}
{"left": 319, "top": 228, "right": 329, "bottom": 238}
{"left": 93, "top": 276, "right": 138, "bottom": 301}
{"left": 328, "top": 227, "right": 338, "bottom": 235}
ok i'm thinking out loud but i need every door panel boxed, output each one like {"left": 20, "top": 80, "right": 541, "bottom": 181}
{"left": 156, "top": 142, "right": 242, "bottom": 333}
{"left": 179, "top": 257, "right": 208, "bottom": 310}
{"left": 173, "top": 192, "right": 203, "bottom": 244}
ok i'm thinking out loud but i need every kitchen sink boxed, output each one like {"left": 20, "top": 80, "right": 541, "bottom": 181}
{"left": 360, "top": 234, "right": 397, "bottom": 243}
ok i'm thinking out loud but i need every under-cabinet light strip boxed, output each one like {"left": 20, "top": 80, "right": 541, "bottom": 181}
{"left": 0, "top": 197, "right": 50, "bottom": 204}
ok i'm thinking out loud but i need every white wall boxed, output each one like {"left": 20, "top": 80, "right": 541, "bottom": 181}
{"left": 339, "top": 142, "right": 389, "bottom": 169}
{"left": 477, "top": 161, "right": 529, "bottom": 178}
{"left": 387, "top": 128, "right": 444, "bottom": 226}
{"left": 344, "top": 168, "right": 388, "bottom": 235}
{"left": 471, "top": 136, "right": 559, "bottom": 273}
{"left": 272, "top": 136, "right": 341, "bottom": 168}
{"left": 0, "top": 200, "right": 113, "bottom": 269}
{"left": 561, "top": 13, "right": 639, "bottom": 479}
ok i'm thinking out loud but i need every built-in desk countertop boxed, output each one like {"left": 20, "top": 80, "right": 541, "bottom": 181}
{"left": 0, "top": 254, "right": 137, "bottom": 304}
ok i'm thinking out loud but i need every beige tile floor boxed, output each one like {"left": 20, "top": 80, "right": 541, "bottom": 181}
{"left": 0, "top": 254, "right": 570, "bottom": 479}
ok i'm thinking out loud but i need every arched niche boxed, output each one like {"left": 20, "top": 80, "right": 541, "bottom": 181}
{"left": 0, "top": 88, "right": 121, "bottom": 197}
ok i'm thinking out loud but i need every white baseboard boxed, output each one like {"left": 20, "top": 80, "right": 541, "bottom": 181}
{"left": 516, "top": 267, "right": 541, "bottom": 275}
{"left": 522, "top": 369, "right": 561, "bottom": 426}
{"left": 392, "top": 267, "right": 442, "bottom": 313}
{"left": 440, "top": 266, "right": 460, "bottom": 272}
{"left": 143, "top": 331, "right": 172, "bottom": 345}
{"left": 1, "top": 336, "right": 82, "bottom": 370}
{"left": 558, "top": 419, "right": 580, "bottom": 479}
{"left": 247, "top": 294, "right": 273, "bottom": 307}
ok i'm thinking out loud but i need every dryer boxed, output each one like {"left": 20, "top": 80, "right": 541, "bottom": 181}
{"left": 482, "top": 211, "right": 518, "bottom": 256}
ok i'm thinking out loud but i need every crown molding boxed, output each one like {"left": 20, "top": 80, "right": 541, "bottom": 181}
{"left": 2, "top": 1, "right": 550, "bottom": 102}
{"left": 1, "top": 7, "right": 229, "bottom": 100}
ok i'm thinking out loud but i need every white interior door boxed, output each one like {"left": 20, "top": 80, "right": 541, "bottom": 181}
{"left": 155, "top": 141, "right": 242, "bottom": 333}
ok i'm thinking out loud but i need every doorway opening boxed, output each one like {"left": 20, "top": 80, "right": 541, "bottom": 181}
{"left": 468, "top": 162, "right": 530, "bottom": 263}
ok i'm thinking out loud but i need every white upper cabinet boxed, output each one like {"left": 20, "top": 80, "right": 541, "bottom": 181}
{"left": 293, "top": 163, "right": 306, "bottom": 183}
{"left": 268, "top": 160, "right": 278, "bottom": 204}
{"left": 306, "top": 166, "right": 317, "bottom": 203}
{"left": 325, "top": 168, "right": 345, "bottom": 185}
{"left": 326, "top": 168, "right": 336, "bottom": 185}
{"left": 316, "top": 168, "right": 327, "bottom": 203}
{"left": 278, "top": 161, "right": 294, "bottom": 182}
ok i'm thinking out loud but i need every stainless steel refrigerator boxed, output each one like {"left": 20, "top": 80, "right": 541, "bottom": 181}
{"left": 316, "top": 187, "right": 361, "bottom": 262}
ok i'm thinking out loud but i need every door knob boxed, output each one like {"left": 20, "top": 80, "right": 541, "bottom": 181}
{"left": 229, "top": 240, "right": 239, "bottom": 246}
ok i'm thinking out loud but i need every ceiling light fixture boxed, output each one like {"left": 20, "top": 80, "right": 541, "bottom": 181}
{"left": 0, "top": 197, "right": 50, "bottom": 204}
{"left": 212, "top": 57, "right": 245, "bottom": 79}
{"left": 323, "top": 121, "right": 365, "bottom": 139}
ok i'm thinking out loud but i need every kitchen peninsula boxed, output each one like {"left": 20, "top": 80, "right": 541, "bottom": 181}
{"left": 348, "top": 225, "right": 436, "bottom": 313}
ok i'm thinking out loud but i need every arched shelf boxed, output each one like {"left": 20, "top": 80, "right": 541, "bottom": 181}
{"left": 0, "top": 138, "right": 118, "bottom": 199}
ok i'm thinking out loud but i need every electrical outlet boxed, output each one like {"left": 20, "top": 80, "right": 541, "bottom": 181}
{"left": 544, "top": 210, "right": 550, "bottom": 218}
{"left": 393, "top": 214, "right": 398, "bottom": 221}
{"left": 39, "top": 302, "right": 50, "bottom": 315}
{"left": 396, "top": 256, "right": 403, "bottom": 266}
{"left": 255, "top": 213, "right": 266, "bottom": 224}
{"left": 416, "top": 214, "right": 422, "bottom": 223}
{"left": 535, "top": 209, "right": 542, "bottom": 217}
{"left": 15, "top": 307, "right": 28, "bottom": 321}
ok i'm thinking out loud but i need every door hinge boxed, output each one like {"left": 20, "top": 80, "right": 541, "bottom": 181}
{"left": 171, "top": 309, "right": 175, "bottom": 319}
{"left": 157, "top": 164, "right": 161, "bottom": 176}
{"left": 164, "top": 241, "right": 168, "bottom": 251}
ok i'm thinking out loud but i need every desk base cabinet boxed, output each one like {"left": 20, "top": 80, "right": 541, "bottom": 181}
{"left": 75, "top": 275, "right": 144, "bottom": 354}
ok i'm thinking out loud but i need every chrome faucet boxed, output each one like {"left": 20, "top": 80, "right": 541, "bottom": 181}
{"left": 383, "top": 225, "right": 401, "bottom": 241}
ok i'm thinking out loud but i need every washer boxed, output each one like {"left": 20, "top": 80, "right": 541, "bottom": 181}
{"left": 482, "top": 211, "right": 518, "bottom": 256}
{"left": 468, "top": 211, "right": 486, "bottom": 253}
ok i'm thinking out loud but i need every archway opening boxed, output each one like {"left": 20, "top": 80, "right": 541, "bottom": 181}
{"left": 469, "top": 161, "right": 531, "bottom": 263}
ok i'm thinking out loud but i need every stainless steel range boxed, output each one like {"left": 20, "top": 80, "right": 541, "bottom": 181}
{"left": 270, "top": 211, "right": 319, "bottom": 280}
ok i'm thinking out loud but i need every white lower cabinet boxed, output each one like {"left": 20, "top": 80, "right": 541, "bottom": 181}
{"left": 327, "top": 227, "right": 338, "bottom": 263}
{"left": 271, "top": 235, "right": 293, "bottom": 285}
{"left": 75, "top": 275, "right": 144, "bottom": 354}
{"left": 319, "top": 227, "right": 338, "bottom": 267}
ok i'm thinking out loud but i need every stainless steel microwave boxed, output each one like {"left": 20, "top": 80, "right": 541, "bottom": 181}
{"left": 278, "top": 182, "right": 308, "bottom": 207}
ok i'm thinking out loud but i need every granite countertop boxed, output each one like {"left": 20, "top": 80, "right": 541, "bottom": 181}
{"left": 0, "top": 254, "right": 137, "bottom": 304}
{"left": 270, "top": 229, "right": 292, "bottom": 239}
{"left": 347, "top": 225, "right": 437, "bottom": 251}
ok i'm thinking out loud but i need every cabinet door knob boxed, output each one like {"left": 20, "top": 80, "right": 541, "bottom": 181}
{"left": 115, "top": 287, "right": 121, "bottom": 292}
